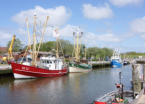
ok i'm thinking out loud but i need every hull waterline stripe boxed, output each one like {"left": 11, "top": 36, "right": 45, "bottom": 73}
{"left": 15, "top": 69, "right": 67, "bottom": 75}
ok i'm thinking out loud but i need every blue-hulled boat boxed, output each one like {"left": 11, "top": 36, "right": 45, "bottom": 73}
{"left": 111, "top": 49, "right": 122, "bottom": 68}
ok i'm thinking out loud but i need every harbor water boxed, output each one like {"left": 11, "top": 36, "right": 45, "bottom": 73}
{"left": 0, "top": 65, "right": 132, "bottom": 104}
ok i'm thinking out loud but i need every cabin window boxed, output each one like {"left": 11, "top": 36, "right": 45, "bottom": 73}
{"left": 42, "top": 60, "right": 46, "bottom": 63}
{"left": 28, "top": 58, "right": 32, "bottom": 62}
{"left": 47, "top": 60, "right": 49, "bottom": 63}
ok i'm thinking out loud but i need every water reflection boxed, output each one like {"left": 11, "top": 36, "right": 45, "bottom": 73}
{"left": 0, "top": 65, "right": 132, "bottom": 104}
{"left": 9, "top": 76, "right": 69, "bottom": 104}
{"left": 68, "top": 73, "right": 84, "bottom": 97}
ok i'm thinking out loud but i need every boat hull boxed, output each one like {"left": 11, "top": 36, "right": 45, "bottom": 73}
{"left": 69, "top": 66, "right": 91, "bottom": 73}
{"left": 94, "top": 90, "right": 133, "bottom": 104}
{"left": 111, "top": 60, "right": 122, "bottom": 68}
{"left": 11, "top": 62, "right": 68, "bottom": 79}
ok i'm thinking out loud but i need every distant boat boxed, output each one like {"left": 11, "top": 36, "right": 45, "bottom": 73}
{"left": 10, "top": 16, "right": 68, "bottom": 79}
{"left": 69, "top": 30, "right": 92, "bottom": 73}
{"left": 123, "top": 60, "right": 130, "bottom": 65}
{"left": 111, "top": 49, "right": 122, "bottom": 68}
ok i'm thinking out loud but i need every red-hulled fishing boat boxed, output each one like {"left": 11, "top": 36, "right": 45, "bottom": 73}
{"left": 11, "top": 57, "right": 68, "bottom": 79}
{"left": 9, "top": 15, "right": 68, "bottom": 79}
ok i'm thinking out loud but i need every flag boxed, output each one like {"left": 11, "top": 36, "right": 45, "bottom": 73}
{"left": 53, "top": 29, "right": 60, "bottom": 38}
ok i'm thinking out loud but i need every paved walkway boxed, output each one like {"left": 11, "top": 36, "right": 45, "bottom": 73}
{"left": 136, "top": 94, "right": 145, "bottom": 104}
{"left": 133, "top": 89, "right": 145, "bottom": 104}
{"left": 0, "top": 64, "right": 11, "bottom": 70}
{"left": 136, "top": 95, "right": 145, "bottom": 104}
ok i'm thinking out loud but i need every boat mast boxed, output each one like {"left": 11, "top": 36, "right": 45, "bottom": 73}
{"left": 73, "top": 30, "right": 83, "bottom": 62}
{"left": 78, "top": 32, "right": 83, "bottom": 59}
{"left": 19, "top": 18, "right": 32, "bottom": 64}
{"left": 26, "top": 17, "right": 31, "bottom": 50}
{"left": 36, "top": 16, "right": 49, "bottom": 58}
{"left": 76, "top": 32, "right": 79, "bottom": 62}
{"left": 84, "top": 46, "right": 87, "bottom": 59}
{"left": 32, "top": 15, "right": 37, "bottom": 66}
{"left": 56, "top": 29, "right": 59, "bottom": 58}
{"left": 72, "top": 32, "right": 76, "bottom": 57}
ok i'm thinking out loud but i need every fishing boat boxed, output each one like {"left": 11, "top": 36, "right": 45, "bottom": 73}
{"left": 111, "top": 49, "right": 122, "bottom": 68}
{"left": 10, "top": 15, "right": 68, "bottom": 79}
{"left": 69, "top": 62, "right": 92, "bottom": 73}
{"left": 94, "top": 90, "right": 133, "bottom": 104}
{"left": 69, "top": 30, "right": 92, "bottom": 73}
{"left": 11, "top": 56, "right": 68, "bottom": 78}
{"left": 93, "top": 72, "right": 133, "bottom": 104}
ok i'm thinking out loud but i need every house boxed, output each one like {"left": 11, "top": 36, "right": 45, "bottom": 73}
{"left": 0, "top": 47, "right": 7, "bottom": 53}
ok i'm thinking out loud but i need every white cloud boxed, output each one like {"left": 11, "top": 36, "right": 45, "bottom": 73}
{"left": 12, "top": 6, "right": 71, "bottom": 26}
{"left": 17, "top": 28, "right": 26, "bottom": 35}
{"left": 14, "top": 24, "right": 121, "bottom": 47}
{"left": 0, "top": 31, "right": 11, "bottom": 40}
{"left": 109, "top": 0, "right": 144, "bottom": 7}
{"left": 82, "top": 32, "right": 121, "bottom": 47}
{"left": 82, "top": 3, "right": 113, "bottom": 20}
{"left": 82, "top": 32, "right": 98, "bottom": 46}
{"left": 97, "top": 33, "right": 121, "bottom": 42}
{"left": 59, "top": 25, "right": 81, "bottom": 37}
{"left": 0, "top": 31, "right": 12, "bottom": 46}
{"left": 58, "top": 25, "right": 121, "bottom": 45}
{"left": 131, "top": 16, "right": 145, "bottom": 35}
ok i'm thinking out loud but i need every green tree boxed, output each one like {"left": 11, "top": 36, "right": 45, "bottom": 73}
{"left": 39, "top": 41, "right": 56, "bottom": 52}
{"left": 7, "top": 38, "right": 23, "bottom": 52}
{"left": 87, "top": 47, "right": 99, "bottom": 58}
{"left": 59, "top": 39, "right": 73, "bottom": 56}
{"left": 36, "top": 40, "right": 74, "bottom": 56}
{"left": 87, "top": 47, "right": 113, "bottom": 61}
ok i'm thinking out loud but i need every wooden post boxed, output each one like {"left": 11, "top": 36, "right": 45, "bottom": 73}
{"left": 143, "top": 65, "right": 145, "bottom": 94}
{"left": 132, "top": 64, "right": 142, "bottom": 97}
{"left": 143, "top": 64, "right": 145, "bottom": 82}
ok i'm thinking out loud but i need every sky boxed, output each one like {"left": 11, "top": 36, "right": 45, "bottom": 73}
{"left": 0, "top": 0, "right": 145, "bottom": 52}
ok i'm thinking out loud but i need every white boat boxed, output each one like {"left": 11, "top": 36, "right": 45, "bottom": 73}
{"left": 69, "top": 62, "right": 91, "bottom": 73}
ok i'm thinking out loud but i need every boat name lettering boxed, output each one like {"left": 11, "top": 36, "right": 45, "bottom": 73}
{"left": 22, "top": 67, "right": 29, "bottom": 70}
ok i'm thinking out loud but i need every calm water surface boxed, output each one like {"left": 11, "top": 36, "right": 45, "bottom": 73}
{"left": 0, "top": 65, "right": 132, "bottom": 104}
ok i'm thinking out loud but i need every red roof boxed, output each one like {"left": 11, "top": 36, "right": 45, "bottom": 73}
{"left": 0, "top": 47, "right": 7, "bottom": 53}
